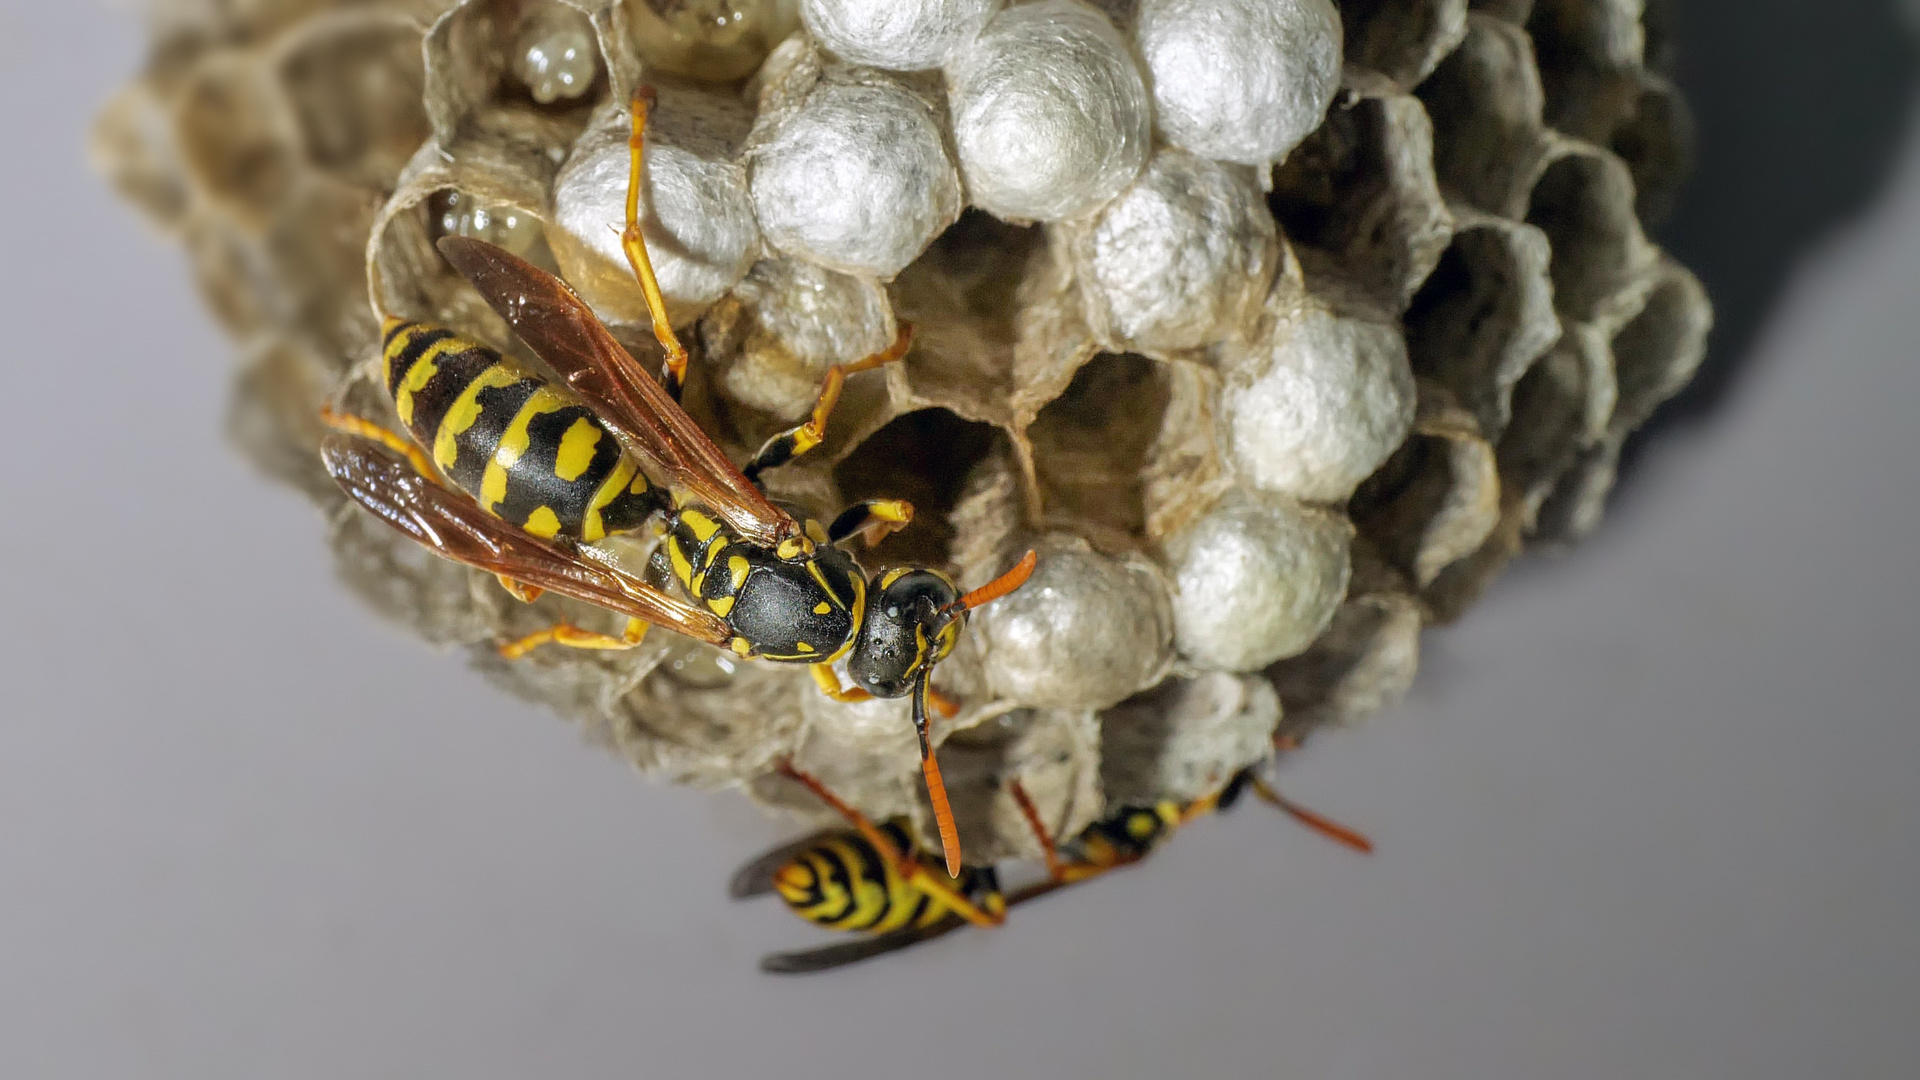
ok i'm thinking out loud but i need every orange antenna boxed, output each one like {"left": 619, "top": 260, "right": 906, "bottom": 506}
{"left": 912, "top": 673, "right": 964, "bottom": 877}
{"left": 951, "top": 550, "right": 1037, "bottom": 614}
{"left": 1248, "top": 777, "right": 1374, "bottom": 854}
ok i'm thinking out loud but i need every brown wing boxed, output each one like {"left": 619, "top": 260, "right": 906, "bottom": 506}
{"left": 437, "top": 236, "right": 795, "bottom": 548}
{"left": 758, "top": 916, "right": 970, "bottom": 975}
{"left": 322, "top": 435, "right": 733, "bottom": 647}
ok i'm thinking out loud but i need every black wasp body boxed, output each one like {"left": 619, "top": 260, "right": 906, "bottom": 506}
{"left": 738, "top": 759, "right": 1373, "bottom": 974}
{"left": 376, "top": 316, "right": 977, "bottom": 683}
{"left": 321, "top": 88, "right": 1035, "bottom": 876}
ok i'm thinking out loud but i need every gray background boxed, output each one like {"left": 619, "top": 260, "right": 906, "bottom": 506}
{"left": 3, "top": 3, "right": 1917, "bottom": 1078}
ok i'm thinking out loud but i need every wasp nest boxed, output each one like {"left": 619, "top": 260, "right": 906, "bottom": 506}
{"left": 101, "top": 0, "right": 1710, "bottom": 860}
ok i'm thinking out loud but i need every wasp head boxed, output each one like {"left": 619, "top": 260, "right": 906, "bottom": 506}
{"left": 846, "top": 568, "right": 963, "bottom": 700}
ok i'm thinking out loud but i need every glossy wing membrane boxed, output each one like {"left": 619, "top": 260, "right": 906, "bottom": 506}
{"left": 437, "top": 236, "right": 795, "bottom": 548}
{"left": 758, "top": 916, "right": 969, "bottom": 975}
{"left": 322, "top": 436, "right": 732, "bottom": 647}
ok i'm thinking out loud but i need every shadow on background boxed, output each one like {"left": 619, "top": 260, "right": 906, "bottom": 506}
{"left": 1619, "top": 0, "right": 1918, "bottom": 484}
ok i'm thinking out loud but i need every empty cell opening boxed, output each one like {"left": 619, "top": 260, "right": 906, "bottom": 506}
{"left": 1269, "top": 99, "right": 1391, "bottom": 254}
{"left": 1469, "top": 0, "right": 1535, "bottom": 22}
{"left": 1402, "top": 224, "right": 1550, "bottom": 435}
{"left": 278, "top": 19, "right": 429, "bottom": 189}
{"left": 1494, "top": 342, "right": 1587, "bottom": 498}
{"left": 1609, "top": 84, "right": 1691, "bottom": 227}
{"left": 174, "top": 58, "right": 295, "bottom": 223}
{"left": 1405, "top": 233, "right": 1510, "bottom": 372}
{"left": 1609, "top": 273, "right": 1708, "bottom": 434}
{"left": 833, "top": 408, "right": 1002, "bottom": 569}
{"left": 918, "top": 209, "right": 1042, "bottom": 317}
{"left": 1026, "top": 353, "right": 1171, "bottom": 542}
{"left": 1525, "top": 153, "right": 1635, "bottom": 320}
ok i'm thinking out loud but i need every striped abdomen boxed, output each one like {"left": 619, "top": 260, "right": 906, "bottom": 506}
{"left": 382, "top": 319, "right": 665, "bottom": 542}
{"left": 1071, "top": 801, "right": 1183, "bottom": 866}
{"left": 772, "top": 823, "right": 988, "bottom": 934}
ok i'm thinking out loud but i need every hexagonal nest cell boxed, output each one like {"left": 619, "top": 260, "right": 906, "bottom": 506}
{"left": 100, "top": 0, "right": 1710, "bottom": 861}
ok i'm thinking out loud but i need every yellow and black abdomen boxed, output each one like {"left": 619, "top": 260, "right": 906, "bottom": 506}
{"left": 771, "top": 823, "right": 985, "bottom": 934}
{"left": 1071, "top": 801, "right": 1183, "bottom": 867}
{"left": 382, "top": 319, "right": 664, "bottom": 542}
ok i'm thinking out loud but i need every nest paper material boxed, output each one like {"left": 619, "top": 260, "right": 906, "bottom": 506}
{"left": 98, "top": 0, "right": 1711, "bottom": 860}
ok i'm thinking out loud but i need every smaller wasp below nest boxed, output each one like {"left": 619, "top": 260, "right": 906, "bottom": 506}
{"left": 734, "top": 743, "right": 1371, "bottom": 974}
{"left": 319, "top": 88, "right": 1036, "bottom": 877}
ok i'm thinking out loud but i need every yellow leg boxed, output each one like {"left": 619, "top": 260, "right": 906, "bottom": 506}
{"left": 498, "top": 617, "right": 649, "bottom": 661}
{"left": 777, "top": 760, "right": 1003, "bottom": 928}
{"left": 319, "top": 406, "right": 435, "bottom": 481}
{"left": 621, "top": 86, "right": 690, "bottom": 393}
{"left": 743, "top": 323, "right": 914, "bottom": 481}
{"left": 827, "top": 499, "right": 914, "bottom": 548}
{"left": 810, "top": 663, "right": 874, "bottom": 704}
{"left": 495, "top": 575, "right": 543, "bottom": 603}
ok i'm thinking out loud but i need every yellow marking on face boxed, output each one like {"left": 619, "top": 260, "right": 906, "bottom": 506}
{"left": 709, "top": 594, "right": 736, "bottom": 618}
{"left": 523, "top": 506, "right": 562, "bottom": 539}
{"left": 478, "top": 386, "right": 568, "bottom": 512}
{"left": 1126, "top": 812, "right": 1158, "bottom": 841}
{"left": 880, "top": 567, "right": 911, "bottom": 589}
{"left": 553, "top": 417, "right": 602, "bottom": 481}
{"left": 909, "top": 623, "right": 931, "bottom": 677}
{"left": 393, "top": 336, "right": 463, "bottom": 426}
{"left": 933, "top": 620, "right": 960, "bottom": 661}
{"left": 729, "top": 637, "right": 753, "bottom": 658}
{"left": 581, "top": 458, "right": 639, "bottom": 543}
{"left": 813, "top": 601, "right": 831, "bottom": 615}
{"left": 667, "top": 537, "right": 694, "bottom": 586}
{"left": 805, "top": 519, "right": 830, "bottom": 545}
{"left": 728, "top": 555, "right": 751, "bottom": 591}
{"left": 432, "top": 364, "right": 520, "bottom": 470}
{"left": 681, "top": 510, "right": 722, "bottom": 544}
{"left": 795, "top": 641, "right": 815, "bottom": 654}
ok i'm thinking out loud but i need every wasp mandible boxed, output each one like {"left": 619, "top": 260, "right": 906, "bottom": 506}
{"left": 319, "top": 88, "right": 1036, "bottom": 877}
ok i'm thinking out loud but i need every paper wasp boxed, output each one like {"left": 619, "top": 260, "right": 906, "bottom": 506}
{"left": 319, "top": 88, "right": 1035, "bottom": 876}
{"left": 736, "top": 749, "right": 1371, "bottom": 974}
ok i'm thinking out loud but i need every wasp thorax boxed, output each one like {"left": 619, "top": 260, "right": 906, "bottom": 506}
{"left": 848, "top": 570, "right": 961, "bottom": 698}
